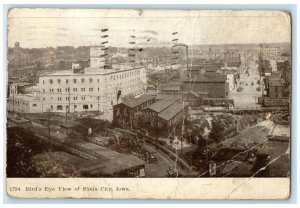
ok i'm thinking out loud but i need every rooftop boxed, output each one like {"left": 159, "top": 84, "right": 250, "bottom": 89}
{"left": 158, "top": 101, "right": 189, "bottom": 121}
{"left": 183, "top": 73, "right": 227, "bottom": 83}
{"left": 161, "top": 86, "right": 182, "bottom": 91}
{"left": 80, "top": 154, "right": 145, "bottom": 176}
{"left": 120, "top": 94, "right": 155, "bottom": 108}
{"left": 11, "top": 82, "right": 31, "bottom": 86}
{"left": 156, "top": 94, "right": 182, "bottom": 101}
{"left": 12, "top": 93, "right": 40, "bottom": 101}
{"left": 271, "top": 125, "right": 290, "bottom": 138}
{"left": 31, "top": 150, "right": 145, "bottom": 176}
{"left": 40, "top": 66, "right": 145, "bottom": 77}
{"left": 145, "top": 100, "right": 175, "bottom": 113}
{"left": 269, "top": 79, "right": 284, "bottom": 87}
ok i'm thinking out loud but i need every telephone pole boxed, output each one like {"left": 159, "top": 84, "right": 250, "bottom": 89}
{"left": 46, "top": 108, "right": 51, "bottom": 149}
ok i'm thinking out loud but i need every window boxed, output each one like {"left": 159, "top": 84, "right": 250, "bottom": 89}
{"left": 97, "top": 79, "right": 100, "bottom": 83}
{"left": 81, "top": 97, "right": 85, "bottom": 100}
{"left": 89, "top": 88, "right": 93, "bottom": 92}
{"left": 81, "top": 78, "right": 85, "bottom": 83}
{"left": 81, "top": 88, "right": 85, "bottom": 92}
{"left": 50, "top": 105, "right": 53, "bottom": 110}
{"left": 89, "top": 78, "right": 93, "bottom": 83}
{"left": 42, "top": 80, "right": 45, "bottom": 84}
{"left": 57, "top": 79, "right": 61, "bottom": 84}
{"left": 90, "top": 104, "right": 93, "bottom": 108}
{"left": 74, "top": 97, "right": 77, "bottom": 101}
{"left": 98, "top": 88, "right": 100, "bottom": 91}
{"left": 57, "top": 105, "right": 63, "bottom": 110}
{"left": 66, "top": 97, "right": 69, "bottom": 101}
{"left": 74, "top": 105, "right": 77, "bottom": 108}
{"left": 66, "top": 79, "right": 69, "bottom": 84}
{"left": 49, "top": 79, "right": 53, "bottom": 84}
{"left": 57, "top": 88, "right": 62, "bottom": 93}
{"left": 65, "top": 88, "right": 70, "bottom": 92}
{"left": 43, "top": 89, "right": 45, "bottom": 93}
{"left": 73, "top": 79, "right": 77, "bottom": 84}
{"left": 32, "top": 104, "right": 37, "bottom": 107}
{"left": 58, "top": 97, "right": 62, "bottom": 101}
{"left": 83, "top": 105, "right": 88, "bottom": 110}
{"left": 73, "top": 88, "right": 77, "bottom": 92}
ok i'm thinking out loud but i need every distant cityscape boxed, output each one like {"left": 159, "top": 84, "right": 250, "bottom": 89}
{"left": 7, "top": 32, "right": 291, "bottom": 177}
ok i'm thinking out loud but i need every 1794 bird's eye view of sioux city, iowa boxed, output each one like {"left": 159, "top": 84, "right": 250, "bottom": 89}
{"left": 6, "top": 10, "right": 291, "bottom": 178}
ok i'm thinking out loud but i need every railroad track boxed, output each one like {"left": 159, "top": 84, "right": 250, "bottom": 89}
{"left": 11, "top": 118, "right": 102, "bottom": 160}
{"left": 106, "top": 127, "right": 191, "bottom": 175}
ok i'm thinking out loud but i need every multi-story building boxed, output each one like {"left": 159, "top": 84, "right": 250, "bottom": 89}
{"left": 262, "top": 47, "right": 280, "bottom": 59}
{"left": 38, "top": 66, "right": 147, "bottom": 113}
{"left": 183, "top": 68, "right": 229, "bottom": 98}
{"left": 8, "top": 46, "right": 148, "bottom": 114}
{"left": 223, "top": 51, "right": 241, "bottom": 68}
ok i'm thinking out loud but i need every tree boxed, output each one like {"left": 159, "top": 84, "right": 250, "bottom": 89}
{"left": 6, "top": 127, "right": 48, "bottom": 177}
{"left": 209, "top": 118, "right": 225, "bottom": 143}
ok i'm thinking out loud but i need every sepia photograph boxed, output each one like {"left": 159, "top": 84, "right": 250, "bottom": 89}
{"left": 5, "top": 8, "right": 292, "bottom": 199}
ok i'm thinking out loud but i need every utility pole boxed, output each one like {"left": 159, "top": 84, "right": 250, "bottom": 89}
{"left": 186, "top": 45, "right": 189, "bottom": 76}
{"left": 98, "top": 96, "right": 100, "bottom": 115}
{"left": 12, "top": 89, "right": 15, "bottom": 116}
{"left": 68, "top": 87, "right": 71, "bottom": 113}
{"left": 65, "top": 105, "right": 68, "bottom": 123}
{"left": 47, "top": 108, "right": 51, "bottom": 149}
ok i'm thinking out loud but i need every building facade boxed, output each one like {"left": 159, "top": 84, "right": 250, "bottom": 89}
{"left": 8, "top": 46, "right": 148, "bottom": 114}
{"left": 223, "top": 51, "right": 241, "bottom": 68}
{"left": 183, "top": 70, "right": 229, "bottom": 98}
{"left": 38, "top": 66, "right": 147, "bottom": 113}
{"left": 262, "top": 47, "right": 280, "bottom": 59}
{"left": 113, "top": 94, "right": 156, "bottom": 127}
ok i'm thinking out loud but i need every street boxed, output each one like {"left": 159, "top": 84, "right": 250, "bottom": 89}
{"left": 229, "top": 69, "right": 262, "bottom": 108}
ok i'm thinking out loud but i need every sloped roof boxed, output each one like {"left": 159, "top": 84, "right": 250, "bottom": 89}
{"left": 158, "top": 102, "right": 189, "bottom": 121}
{"left": 156, "top": 94, "right": 181, "bottom": 101}
{"left": 145, "top": 100, "right": 175, "bottom": 113}
{"left": 80, "top": 154, "right": 145, "bottom": 176}
{"left": 183, "top": 73, "right": 227, "bottom": 83}
{"left": 121, "top": 94, "right": 155, "bottom": 108}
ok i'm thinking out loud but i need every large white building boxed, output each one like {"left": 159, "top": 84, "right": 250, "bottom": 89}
{"left": 8, "top": 46, "right": 147, "bottom": 113}
{"left": 262, "top": 47, "right": 280, "bottom": 59}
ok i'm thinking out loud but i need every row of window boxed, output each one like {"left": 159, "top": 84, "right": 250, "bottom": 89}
{"left": 43, "top": 78, "right": 100, "bottom": 84}
{"left": 44, "top": 95, "right": 101, "bottom": 101}
{"left": 44, "top": 88, "right": 99, "bottom": 93}
{"left": 56, "top": 96, "right": 86, "bottom": 101}
{"left": 50, "top": 104, "right": 93, "bottom": 111}
{"left": 42, "top": 70, "right": 141, "bottom": 85}
{"left": 109, "top": 70, "right": 140, "bottom": 81}
{"left": 10, "top": 101, "right": 37, "bottom": 107}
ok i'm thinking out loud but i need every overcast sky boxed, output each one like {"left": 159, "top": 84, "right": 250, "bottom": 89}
{"left": 7, "top": 9, "right": 291, "bottom": 48}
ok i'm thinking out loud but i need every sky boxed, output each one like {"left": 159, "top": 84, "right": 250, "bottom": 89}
{"left": 7, "top": 9, "right": 291, "bottom": 48}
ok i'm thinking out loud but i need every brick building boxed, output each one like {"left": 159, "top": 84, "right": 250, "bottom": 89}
{"left": 183, "top": 69, "right": 229, "bottom": 98}
{"left": 113, "top": 94, "right": 156, "bottom": 127}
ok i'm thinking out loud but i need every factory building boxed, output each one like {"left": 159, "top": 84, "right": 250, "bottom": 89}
{"left": 8, "top": 46, "right": 147, "bottom": 113}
